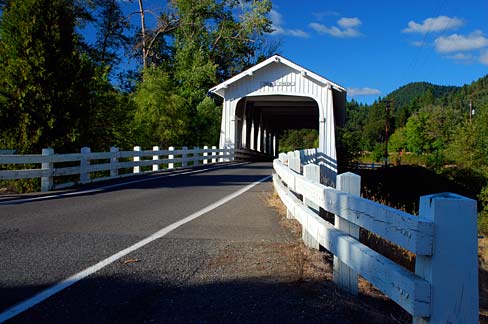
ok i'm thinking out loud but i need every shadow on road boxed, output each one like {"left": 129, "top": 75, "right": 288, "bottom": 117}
{"left": 1, "top": 163, "right": 273, "bottom": 205}
{"left": 3, "top": 274, "right": 411, "bottom": 324}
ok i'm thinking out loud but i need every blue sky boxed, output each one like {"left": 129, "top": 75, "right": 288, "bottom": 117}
{"left": 266, "top": 0, "right": 488, "bottom": 103}
{"left": 113, "top": 0, "right": 488, "bottom": 104}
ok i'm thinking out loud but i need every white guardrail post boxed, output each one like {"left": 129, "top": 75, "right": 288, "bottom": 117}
{"left": 193, "top": 146, "right": 199, "bottom": 166}
{"left": 212, "top": 146, "right": 217, "bottom": 163}
{"left": 182, "top": 146, "right": 188, "bottom": 167}
{"left": 302, "top": 164, "right": 321, "bottom": 250}
{"left": 333, "top": 172, "right": 361, "bottom": 295}
{"left": 168, "top": 146, "right": 174, "bottom": 169}
{"left": 80, "top": 147, "right": 91, "bottom": 184}
{"left": 413, "top": 193, "right": 478, "bottom": 324}
{"left": 133, "top": 146, "right": 141, "bottom": 173}
{"left": 152, "top": 146, "right": 159, "bottom": 171}
{"left": 287, "top": 155, "right": 300, "bottom": 220}
{"left": 41, "top": 148, "right": 54, "bottom": 192}
{"left": 203, "top": 146, "right": 208, "bottom": 164}
{"left": 110, "top": 147, "right": 119, "bottom": 177}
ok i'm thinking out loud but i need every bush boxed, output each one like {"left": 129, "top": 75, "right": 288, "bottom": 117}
{"left": 479, "top": 185, "right": 488, "bottom": 235}
{"left": 371, "top": 143, "right": 386, "bottom": 163}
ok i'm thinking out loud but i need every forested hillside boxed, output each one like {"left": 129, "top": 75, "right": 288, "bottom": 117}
{"left": 339, "top": 74, "right": 488, "bottom": 233}
{"left": 386, "top": 82, "right": 459, "bottom": 112}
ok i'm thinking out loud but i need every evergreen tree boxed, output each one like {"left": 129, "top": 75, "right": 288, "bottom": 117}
{"left": 0, "top": 0, "right": 91, "bottom": 152}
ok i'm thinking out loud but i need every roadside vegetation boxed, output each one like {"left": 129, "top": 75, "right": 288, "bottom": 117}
{"left": 279, "top": 77, "right": 488, "bottom": 236}
{"left": 0, "top": 0, "right": 274, "bottom": 192}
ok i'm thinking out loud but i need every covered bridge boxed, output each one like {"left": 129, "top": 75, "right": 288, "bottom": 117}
{"left": 209, "top": 55, "right": 346, "bottom": 182}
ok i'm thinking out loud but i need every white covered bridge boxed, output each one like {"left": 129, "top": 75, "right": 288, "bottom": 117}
{"left": 209, "top": 55, "right": 346, "bottom": 182}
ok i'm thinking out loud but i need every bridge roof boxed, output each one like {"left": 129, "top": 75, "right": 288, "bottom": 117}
{"left": 209, "top": 54, "right": 346, "bottom": 98}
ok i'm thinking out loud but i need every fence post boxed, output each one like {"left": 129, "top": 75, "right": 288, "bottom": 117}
{"left": 286, "top": 156, "right": 301, "bottom": 220}
{"left": 41, "top": 148, "right": 54, "bottom": 192}
{"left": 152, "top": 146, "right": 159, "bottom": 171}
{"left": 203, "top": 146, "right": 208, "bottom": 164}
{"left": 302, "top": 164, "right": 321, "bottom": 249}
{"left": 212, "top": 146, "right": 217, "bottom": 163}
{"left": 168, "top": 146, "right": 174, "bottom": 169}
{"left": 333, "top": 172, "right": 361, "bottom": 295}
{"left": 80, "top": 147, "right": 91, "bottom": 184}
{"left": 278, "top": 153, "right": 287, "bottom": 164}
{"left": 219, "top": 148, "right": 224, "bottom": 163}
{"left": 288, "top": 156, "right": 300, "bottom": 174}
{"left": 413, "top": 193, "right": 478, "bottom": 324}
{"left": 133, "top": 146, "right": 141, "bottom": 173}
{"left": 182, "top": 146, "right": 188, "bottom": 167}
{"left": 110, "top": 147, "right": 119, "bottom": 178}
{"left": 193, "top": 146, "right": 199, "bottom": 166}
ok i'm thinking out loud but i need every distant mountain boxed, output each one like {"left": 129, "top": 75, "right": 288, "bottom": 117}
{"left": 385, "top": 82, "right": 460, "bottom": 111}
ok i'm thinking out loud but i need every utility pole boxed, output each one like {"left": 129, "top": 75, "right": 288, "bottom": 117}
{"left": 469, "top": 99, "right": 473, "bottom": 124}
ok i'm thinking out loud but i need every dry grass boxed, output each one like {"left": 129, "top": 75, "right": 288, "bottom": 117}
{"left": 265, "top": 190, "right": 412, "bottom": 323}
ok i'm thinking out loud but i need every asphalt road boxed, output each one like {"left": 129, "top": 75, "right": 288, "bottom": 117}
{"left": 0, "top": 162, "right": 299, "bottom": 323}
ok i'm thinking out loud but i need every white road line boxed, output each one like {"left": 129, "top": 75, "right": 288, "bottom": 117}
{"left": 0, "top": 174, "right": 272, "bottom": 323}
{"left": 0, "top": 162, "right": 248, "bottom": 205}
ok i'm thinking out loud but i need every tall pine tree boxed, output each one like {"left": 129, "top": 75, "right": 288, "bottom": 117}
{"left": 0, "top": 0, "right": 92, "bottom": 153}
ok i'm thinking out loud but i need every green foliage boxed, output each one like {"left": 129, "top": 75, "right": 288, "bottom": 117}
{"left": 336, "top": 127, "right": 361, "bottom": 171}
{"left": 0, "top": 0, "right": 89, "bottom": 153}
{"left": 386, "top": 82, "right": 459, "bottom": 115}
{"left": 279, "top": 129, "right": 318, "bottom": 153}
{"left": 388, "top": 127, "right": 407, "bottom": 153}
{"left": 371, "top": 143, "right": 386, "bottom": 163}
{"left": 132, "top": 67, "right": 188, "bottom": 148}
{"left": 479, "top": 185, "right": 488, "bottom": 234}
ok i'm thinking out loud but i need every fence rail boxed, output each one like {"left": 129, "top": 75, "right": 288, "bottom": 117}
{"left": 274, "top": 149, "right": 478, "bottom": 323}
{"left": 0, "top": 146, "right": 234, "bottom": 191}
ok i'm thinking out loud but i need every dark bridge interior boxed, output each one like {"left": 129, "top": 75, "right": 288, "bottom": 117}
{"left": 243, "top": 95, "right": 319, "bottom": 133}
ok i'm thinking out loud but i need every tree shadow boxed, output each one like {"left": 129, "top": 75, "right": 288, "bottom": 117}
{"left": 3, "top": 274, "right": 411, "bottom": 324}
{"left": 0, "top": 163, "right": 274, "bottom": 205}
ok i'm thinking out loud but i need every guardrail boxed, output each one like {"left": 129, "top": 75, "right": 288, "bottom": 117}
{"left": 274, "top": 151, "right": 478, "bottom": 323}
{"left": 0, "top": 145, "right": 234, "bottom": 191}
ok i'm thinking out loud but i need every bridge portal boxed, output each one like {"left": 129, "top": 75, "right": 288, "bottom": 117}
{"left": 209, "top": 55, "right": 346, "bottom": 182}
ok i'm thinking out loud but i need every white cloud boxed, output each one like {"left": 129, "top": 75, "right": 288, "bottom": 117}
{"left": 270, "top": 9, "right": 309, "bottom": 38}
{"left": 338, "top": 17, "right": 361, "bottom": 29}
{"left": 403, "top": 16, "right": 463, "bottom": 34}
{"left": 411, "top": 41, "right": 428, "bottom": 47}
{"left": 480, "top": 50, "right": 488, "bottom": 65}
{"left": 348, "top": 87, "right": 381, "bottom": 96}
{"left": 435, "top": 30, "right": 488, "bottom": 53}
{"left": 447, "top": 53, "right": 473, "bottom": 60}
{"left": 309, "top": 17, "right": 362, "bottom": 38}
{"left": 312, "top": 11, "right": 340, "bottom": 21}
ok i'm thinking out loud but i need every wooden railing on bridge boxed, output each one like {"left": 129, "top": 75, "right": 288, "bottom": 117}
{"left": 274, "top": 149, "right": 478, "bottom": 323}
{"left": 0, "top": 146, "right": 234, "bottom": 191}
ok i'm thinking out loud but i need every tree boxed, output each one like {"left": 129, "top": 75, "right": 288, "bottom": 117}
{"left": 131, "top": 0, "right": 273, "bottom": 147}
{"left": 91, "top": 0, "right": 130, "bottom": 69}
{"left": 0, "top": 0, "right": 92, "bottom": 153}
{"left": 132, "top": 67, "right": 188, "bottom": 148}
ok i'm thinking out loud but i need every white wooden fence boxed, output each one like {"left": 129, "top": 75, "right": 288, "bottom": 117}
{"left": 274, "top": 150, "right": 478, "bottom": 323}
{"left": 0, "top": 146, "right": 234, "bottom": 191}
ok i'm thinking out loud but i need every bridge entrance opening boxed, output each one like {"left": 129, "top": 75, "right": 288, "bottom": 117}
{"left": 209, "top": 55, "right": 346, "bottom": 182}
{"left": 234, "top": 95, "right": 319, "bottom": 154}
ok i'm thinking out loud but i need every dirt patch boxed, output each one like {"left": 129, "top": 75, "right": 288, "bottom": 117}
{"left": 200, "top": 191, "right": 411, "bottom": 323}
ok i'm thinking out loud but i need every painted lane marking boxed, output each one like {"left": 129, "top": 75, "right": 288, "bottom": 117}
{"left": 0, "top": 174, "right": 272, "bottom": 323}
{"left": 0, "top": 162, "right": 248, "bottom": 205}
